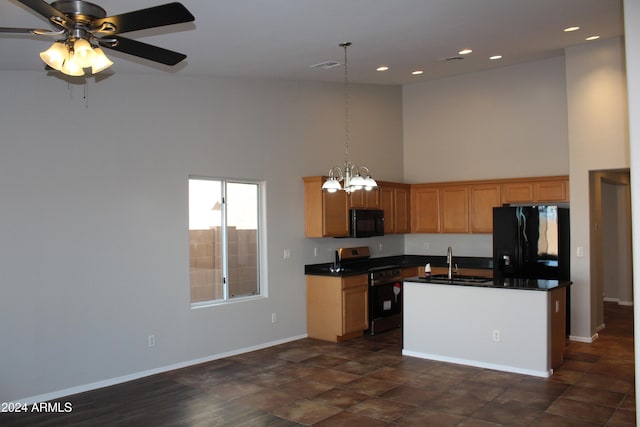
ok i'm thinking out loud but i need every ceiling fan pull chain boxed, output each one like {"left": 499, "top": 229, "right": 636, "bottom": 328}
{"left": 84, "top": 80, "right": 89, "bottom": 108}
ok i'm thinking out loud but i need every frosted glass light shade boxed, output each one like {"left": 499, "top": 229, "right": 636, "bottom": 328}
{"left": 362, "top": 176, "right": 377, "bottom": 190}
{"left": 39, "top": 42, "right": 68, "bottom": 71}
{"left": 73, "top": 38, "right": 96, "bottom": 68}
{"left": 61, "top": 56, "right": 84, "bottom": 76}
{"left": 321, "top": 178, "right": 341, "bottom": 193}
{"left": 91, "top": 47, "right": 113, "bottom": 73}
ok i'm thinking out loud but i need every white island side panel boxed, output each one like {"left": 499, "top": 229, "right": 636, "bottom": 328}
{"left": 403, "top": 281, "right": 551, "bottom": 377}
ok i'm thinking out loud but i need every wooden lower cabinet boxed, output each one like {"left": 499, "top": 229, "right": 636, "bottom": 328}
{"left": 306, "top": 274, "right": 368, "bottom": 342}
{"left": 549, "top": 286, "right": 567, "bottom": 369}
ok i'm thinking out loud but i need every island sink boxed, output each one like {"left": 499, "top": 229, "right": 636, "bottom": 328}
{"left": 427, "top": 274, "right": 493, "bottom": 284}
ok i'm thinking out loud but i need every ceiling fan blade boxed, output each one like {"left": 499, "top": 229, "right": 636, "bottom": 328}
{"left": 16, "top": 0, "right": 70, "bottom": 29}
{"left": 92, "top": 2, "right": 194, "bottom": 35}
{"left": 0, "top": 27, "right": 39, "bottom": 34}
{"left": 102, "top": 36, "right": 187, "bottom": 66}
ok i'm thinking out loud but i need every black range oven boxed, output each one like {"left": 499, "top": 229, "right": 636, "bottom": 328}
{"left": 334, "top": 246, "right": 403, "bottom": 336}
{"left": 368, "top": 265, "right": 403, "bottom": 335}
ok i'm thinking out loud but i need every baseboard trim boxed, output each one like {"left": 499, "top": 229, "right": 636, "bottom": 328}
{"left": 569, "top": 333, "right": 599, "bottom": 343}
{"left": 13, "top": 333, "right": 308, "bottom": 405}
{"left": 401, "top": 349, "right": 551, "bottom": 378}
{"left": 603, "top": 297, "right": 634, "bottom": 306}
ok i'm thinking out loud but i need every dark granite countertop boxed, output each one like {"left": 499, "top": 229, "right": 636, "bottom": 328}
{"left": 304, "top": 255, "right": 493, "bottom": 277}
{"left": 404, "top": 276, "right": 571, "bottom": 291}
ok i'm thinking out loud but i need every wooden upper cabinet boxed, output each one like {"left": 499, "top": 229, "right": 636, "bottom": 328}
{"left": 379, "top": 185, "right": 395, "bottom": 233}
{"left": 304, "top": 175, "right": 567, "bottom": 238}
{"left": 469, "top": 183, "right": 502, "bottom": 233}
{"left": 378, "top": 183, "right": 410, "bottom": 234}
{"left": 394, "top": 185, "right": 411, "bottom": 233}
{"left": 501, "top": 182, "right": 534, "bottom": 204}
{"left": 534, "top": 179, "right": 568, "bottom": 202}
{"left": 440, "top": 185, "right": 469, "bottom": 233}
{"left": 303, "top": 176, "right": 349, "bottom": 237}
{"left": 348, "top": 187, "right": 380, "bottom": 209}
{"left": 411, "top": 185, "right": 440, "bottom": 233}
{"left": 502, "top": 176, "right": 569, "bottom": 204}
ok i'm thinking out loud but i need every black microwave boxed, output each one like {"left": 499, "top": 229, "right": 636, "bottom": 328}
{"left": 350, "top": 209, "right": 384, "bottom": 238}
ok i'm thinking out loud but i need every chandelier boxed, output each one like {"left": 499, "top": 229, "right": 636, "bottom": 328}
{"left": 322, "top": 42, "right": 377, "bottom": 193}
{"left": 39, "top": 29, "right": 113, "bottom": 77}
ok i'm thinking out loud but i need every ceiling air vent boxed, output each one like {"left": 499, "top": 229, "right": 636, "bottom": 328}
{"left": 309, "top": 61, "right": 342, "bottom": 70}
{"left": 440, "top": 56, "right": 464, "bottom": 62}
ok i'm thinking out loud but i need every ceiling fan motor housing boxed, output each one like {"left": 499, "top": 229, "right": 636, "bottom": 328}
{"left": 50, "top": 1, "right": 107, "bottom": 24}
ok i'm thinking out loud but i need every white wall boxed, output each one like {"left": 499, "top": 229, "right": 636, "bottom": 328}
{"left": 403, "top": 40, "right": 629, "bottom": 343}
{"left": 622, "top": 0, "right": 640, "bottom": 422}
{"left": 403, "top": 56, "right": 570, "bottom": 258}
{"left": 403, "top": 282, "right": 551, "bottom": 377}
{"left": 565, "top": 37, "right": 629, "bottom": 339}
{"left": 403, "top": 56, "right": 569, "bottom": 184}
{"left": 0, "top": 71, "right": 403, "bottom": 402}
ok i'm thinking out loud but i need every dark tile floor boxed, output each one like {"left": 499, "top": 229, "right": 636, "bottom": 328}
{"left": 3, "top": 302, "right": 635, "bottom": 426}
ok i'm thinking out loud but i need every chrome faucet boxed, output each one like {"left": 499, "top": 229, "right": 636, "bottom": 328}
{"left": 447, "top": 246, "right": 453, "bottom": 279}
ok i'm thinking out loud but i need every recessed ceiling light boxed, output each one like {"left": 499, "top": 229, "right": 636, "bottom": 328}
{"left": 585, "top": 35, "right": 600, "bottom": 41}
{"left": 564, "top": 26, "right": 580, "bottom": 32}
{"left": 489, "top": 55, "right": 503, "bottom": 60}
{"left": 376, "top": 66, "right": 389, "bottom": 72}
{"left": 411, "top": 70, "right": 424, "bottom": 75}
{"left": 458, "top": 49, "right": 473, "bottom": 55}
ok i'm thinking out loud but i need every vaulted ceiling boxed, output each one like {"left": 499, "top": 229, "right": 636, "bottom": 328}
{"left": 0, "top": 0, "right": 624, "bottom": 84}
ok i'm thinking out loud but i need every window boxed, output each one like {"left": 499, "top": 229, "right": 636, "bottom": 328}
{"left": 188, "top": 177, "right": 262, "bottom": 305}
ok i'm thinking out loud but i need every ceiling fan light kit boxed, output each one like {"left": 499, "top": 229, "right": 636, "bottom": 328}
{"left": 1, "top": 0, "right": 195, "bottom": 77}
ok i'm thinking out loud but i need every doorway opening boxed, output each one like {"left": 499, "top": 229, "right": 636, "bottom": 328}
{"left": 589, "top": 168, "right": 633, "bottom": 332}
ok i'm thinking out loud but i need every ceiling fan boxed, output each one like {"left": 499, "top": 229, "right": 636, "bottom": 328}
{"left": 0, "top": 0, "right": 195, "bottom": 76}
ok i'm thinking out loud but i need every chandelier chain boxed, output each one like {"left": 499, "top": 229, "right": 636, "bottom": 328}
{"left": 342, "top": 42, "right": 351, "bottom": 166}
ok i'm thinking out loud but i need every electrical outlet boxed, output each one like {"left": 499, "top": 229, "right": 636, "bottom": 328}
{"left": 148, "top": 334, "right": 156, "bottom": 348}
{"left": 283, "top": 249, "right": 291, "bottom": 259}
{"left": 313, "top": 247, "right": 318, "bottom": 257}
{"left": 271, "top": 313, "right": 277, "bottom": 323}
{"left": 424, "top": 242, "right": 430, "bottom": 250}
{"left": 577, "top": 246, "right": 584, "bottom": 257}
{"left": 379, "top": 242, "right": 383, "bottom": 252}
{"left": 492, "top": 330, "right": 501, "bottom": 342}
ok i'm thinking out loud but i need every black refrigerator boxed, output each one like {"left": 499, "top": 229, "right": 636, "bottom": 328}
{"left": 493, "top": 205, "right": 570, "bottom": 281}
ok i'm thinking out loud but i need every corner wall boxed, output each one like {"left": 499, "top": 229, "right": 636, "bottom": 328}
{"left": 622, "top": 0, "right": 640, "bottom": 422}
{"left": 565, "top": 37, "right": 629, "bottom": 340}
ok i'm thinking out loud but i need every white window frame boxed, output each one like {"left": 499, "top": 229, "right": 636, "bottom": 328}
{"left": 188, "top": 175, "right": 267, "bottom": 308}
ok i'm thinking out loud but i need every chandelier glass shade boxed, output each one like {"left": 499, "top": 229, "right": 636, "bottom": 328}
{"left": 322, "top": 42, "right": 377, "bottom": 194}
{"left": 39, "top": 38, "right": 113, "bottom": 77}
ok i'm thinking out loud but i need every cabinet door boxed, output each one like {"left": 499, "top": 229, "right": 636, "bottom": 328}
{"left": 440, "top": 185, "right": 469, "bottom": 233}
{"left": 502, "top": 182, "right": 534, "bottom": 204}
{"left": 469, "top": 184, "right": 501, "bottom": 233}
{"left": 323, "top": 190, "right": 349, "bottom": 237}
{"left": 379, "top": 186, "right": 396, "bottom": 233}
{"left": 394, "top": 186, "right": 411, "bottom": 233}
{"left": 534, "top": 180, "right": 568, "bottom": 202}
{"left": 411, "top": 186, "right": 440, "bottom": 233}
{"left": 342, "top": 279, "right": 368, "bottom": 335}
{"left": 348, "top": 188, "right": 380, "bottom": 209}
{"left": 549, "top": 287, "right": 567, "bottom": 369}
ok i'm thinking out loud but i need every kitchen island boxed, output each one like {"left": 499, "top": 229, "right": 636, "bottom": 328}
{"left": 402, "top": 276, "right": 570, "bottom": 377}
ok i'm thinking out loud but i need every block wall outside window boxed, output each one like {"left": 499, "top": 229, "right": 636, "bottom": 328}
{"left": 188, "top": 178, "right": 261, "bottom": 305}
